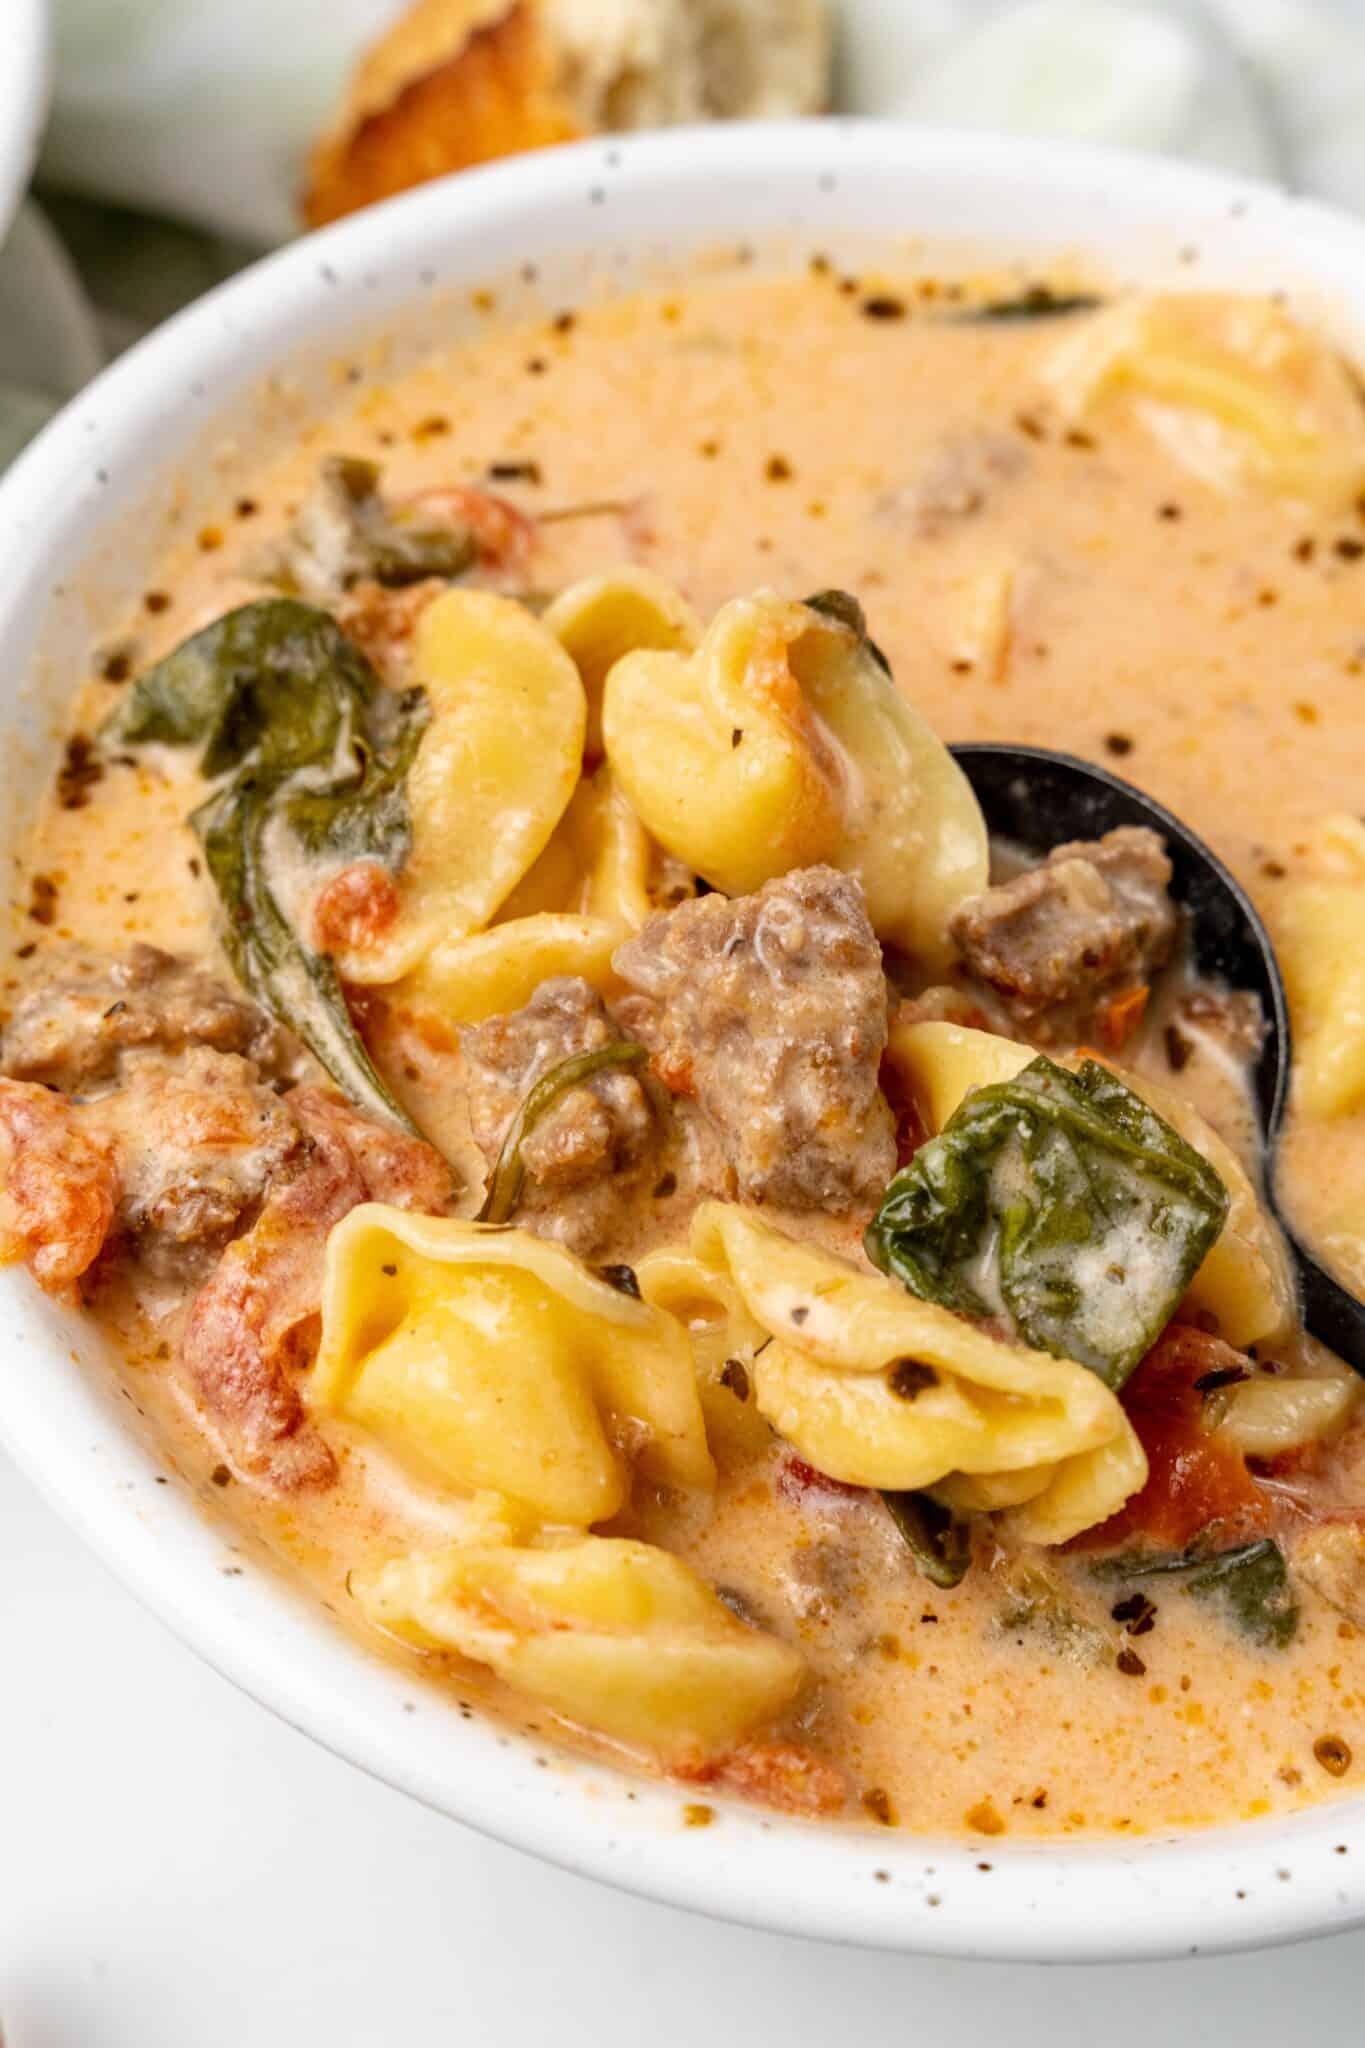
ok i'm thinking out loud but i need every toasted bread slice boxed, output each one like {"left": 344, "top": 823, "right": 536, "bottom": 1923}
{"left": 303, "top": 0, "right": 830, "bottom": 228}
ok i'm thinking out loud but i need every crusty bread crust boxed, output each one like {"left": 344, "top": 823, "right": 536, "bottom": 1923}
{"left": 302, "top": 0, "right": 830, "bottom": 229}
{"left": 303, "top": 1, "right": 581, "bottom": 229}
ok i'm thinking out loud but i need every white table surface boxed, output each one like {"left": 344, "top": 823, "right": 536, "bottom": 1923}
{"left": 4, "top": 1452, "right": 1365, "bottom": 2044}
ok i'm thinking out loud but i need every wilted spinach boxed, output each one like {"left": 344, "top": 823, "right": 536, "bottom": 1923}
{"left": 1093, "top": 1537, "right": 1298, "bottom": 1650}
{"left": 994, "top": 1558, "right": 1115, "bottom": 1666}
{"left": 955, "top": 288, "right": 1104, "bottom": 324}
{"left": 102, "top": 598, "right": 428, "bottom": 1134}
{"left": 261, "top": 454, "right": 476, "bottom": 599}
{"left": 477, "top": 1041, "right": 650, "bottom": 1225}
{"left": 865, "top": 1057, "right": 1229, "bottom": 1390}
{"left": 803, "top": 589, "right": 893, "bottom": 678}
{"left": 881, "top": 1489, "right": 972, "bottom": 1588}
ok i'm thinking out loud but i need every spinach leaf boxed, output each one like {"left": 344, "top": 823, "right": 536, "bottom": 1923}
{"left": 865, "top": 1057, "right": 1229, "bottom": 1390}
{"left": 803, "top": 588, "right": 893, "bottom": 678}
{"left": 1093, "top": 1537, "right": 1298, "bottom": 1650}
{"left": 956, "top": 289, "right": 1104, "bottom": 324}
{"left": 478, "top": 1042, "right": 650, "bottom": 1224}
{"left": 102, "top": 598, "right": 427, "bottom": 1135}
{"left": 261, "top": 454, "right": 476, "bottom": 598}
{"left": 881, "top": 1490, "right": 971, "bottom": 1588}
{"left": 994, "top": 1559, "right": 1115, "bottom": 1665}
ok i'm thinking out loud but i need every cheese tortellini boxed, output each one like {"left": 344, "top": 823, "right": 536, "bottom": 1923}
{"left": 1044, "top": 292, "right": 1365, "bottom": 508}
{"left": 336, "top": 589, "right": 587, "bottom": 984}
{"left": 312, "top": 1207, "right": 714, "bottom": 1523}
{"left": 402, "top": 765, "right": 649, "bottom": 1022}
{"left": 1272, "top": 815, "right": 1365, "bottom": 1123}
{"left": 350, "top": 1530, "right": 806, "bottom": 1761}
{"left": 602, "top": 590, "right": 988, "bottom": 971}
{"left": 679, "top": 1201, "right": 1144, "bottom": 1545}
{"left": 543, "top": 566, "right": 702, "bottom": 757}
{"left": 887, "top": 1017, "right": 1294, "bottom": 1350}
{"left": 635, "top": 1244, "right": 774, "bottom": 1464}
{"left": 396, "top": 575, "right": 698, "bottom": 1020}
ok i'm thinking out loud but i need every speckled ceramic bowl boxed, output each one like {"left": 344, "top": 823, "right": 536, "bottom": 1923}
{"left": 1, "top": 123, "right": 1363, "bottom": 1960}
{"left": 0, "top": 0, "right": 48, "bottom": 242}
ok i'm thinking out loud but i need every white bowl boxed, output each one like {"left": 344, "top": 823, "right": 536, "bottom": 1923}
{"left": 2, "top": 122, "right": 1364, "bottom": 1963}
{"left": 0, "top": 0, "right": 47, "bottom": 247}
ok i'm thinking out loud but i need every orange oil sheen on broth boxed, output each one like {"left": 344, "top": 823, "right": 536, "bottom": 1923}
{"left": 8, "top": 263, "right": 1365, "bottom": 1838}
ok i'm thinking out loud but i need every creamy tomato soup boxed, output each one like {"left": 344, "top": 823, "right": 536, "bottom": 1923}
{"left": 5, "top": 265, "right": 1365, "bottom": 1839}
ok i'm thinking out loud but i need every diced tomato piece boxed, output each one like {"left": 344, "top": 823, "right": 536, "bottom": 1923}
{"left": 879, "top": 1052, "right": 930, "bottom": 1169}
{"left": 1096, "top": 982, "right": 1149, "bottom": 1052}
{"left": 1077, "top": 1324, "right": 1274, "bottom": 1550}
{"left": 313, "top": 861, "right": 400, "bottom": 954}
{"left": 777, "top": 1455, "right": 868, "bottom": 1506}
{"left": 406, "top": 485, "right": 536, "bottom": 578}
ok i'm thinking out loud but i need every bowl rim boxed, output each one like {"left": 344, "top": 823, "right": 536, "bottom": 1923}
{"left": 2, "top": 117, "right": 1365, "bottom": 1963}
{"left": 0, "top": 0, "right": 49, "bottom": 251}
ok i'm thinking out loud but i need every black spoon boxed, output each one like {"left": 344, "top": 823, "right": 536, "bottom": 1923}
{"left": 949, "top": 742, "right": 1365, "bottom": 1375}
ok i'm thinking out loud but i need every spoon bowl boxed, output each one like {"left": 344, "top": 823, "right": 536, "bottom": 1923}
{"left": 949, "top": 742, "right": 1365, "bottom": 1373}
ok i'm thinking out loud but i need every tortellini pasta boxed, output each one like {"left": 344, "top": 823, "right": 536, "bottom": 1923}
{"left": 635, "top": 1244, "right": 774, "bottom": 1464}
{"left": 336, "top": 589, "right": 586, "bottom": 984}
{"left": 602, "top": 590, "right": 988, "bottom": 971}
{"left": 495, "top": 763, "right": 652, "bottom": 935}
{"left": 401, "top": 765, "right": 648, "bottom": 1021}
{"left": 887, "top": 1017, "right": 1294, "bottom": 1350}
{"left": 1043, "top": 292, "right": 1365, "bottom": 507}
{"left": 681, "top": 1201, "right": 1144, "bottom": 1545}
{"left": 311, "top": 1206, "right": 714, "bottom": 1523}
{"left": 1272, "top": 814, "right": 1365, "bottom": 1122}
{"left": 543, "top": 566, "right": 702, "bottom": 757}
{"left": 350, "top": 1531, "right": 806, "bottom": 1761}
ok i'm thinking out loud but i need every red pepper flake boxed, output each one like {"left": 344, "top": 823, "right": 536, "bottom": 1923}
{"left": 1158, "top": 502, "right": 1182, "bottom": 521}
{"left": 1111, "top": 1592, "right": 1157, "bottom": 1635}
{"left": 27, "top": 874, "right": 58, "bottom": 925}
{"left": 1164, "top": 1023, "right": 1193, "bottom": 1070}
{"left": 99, "top": 648, "right": 133, "bottom": 683}
{"left": 888, "top": 1360, "right": 938, "bottom": 1401}
{"left": 552, "top": 310, "right": 576, "bottom": 334}
{"left": 1315, "top": 1736, "right": 1352, "bottom": 1777}
{"left": 234, "top": 496, "right": 259, "bottom": 519}
{"left": 57, "top": 733, "right": 104, "bottom": 810}
{"left": 1293, "top": 536, "right": 1317, "bottom": 562}
{"left": 765, "top": 455, "right": 793, "bottom": 482}
{"left": 862, "top": 1787, "right": 896, "bottom": 1826}
{"left": 861, "top": 295, "right": 906, "bottom": 322}
{"left": 719, "top": 1358, "right": 751, "bottom": 1403}
{"left": 143, "top": 589, "right": 171, "bottom": 614}
{"left": 1335, "top": 536, "right": 1364, "bottom": 561}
